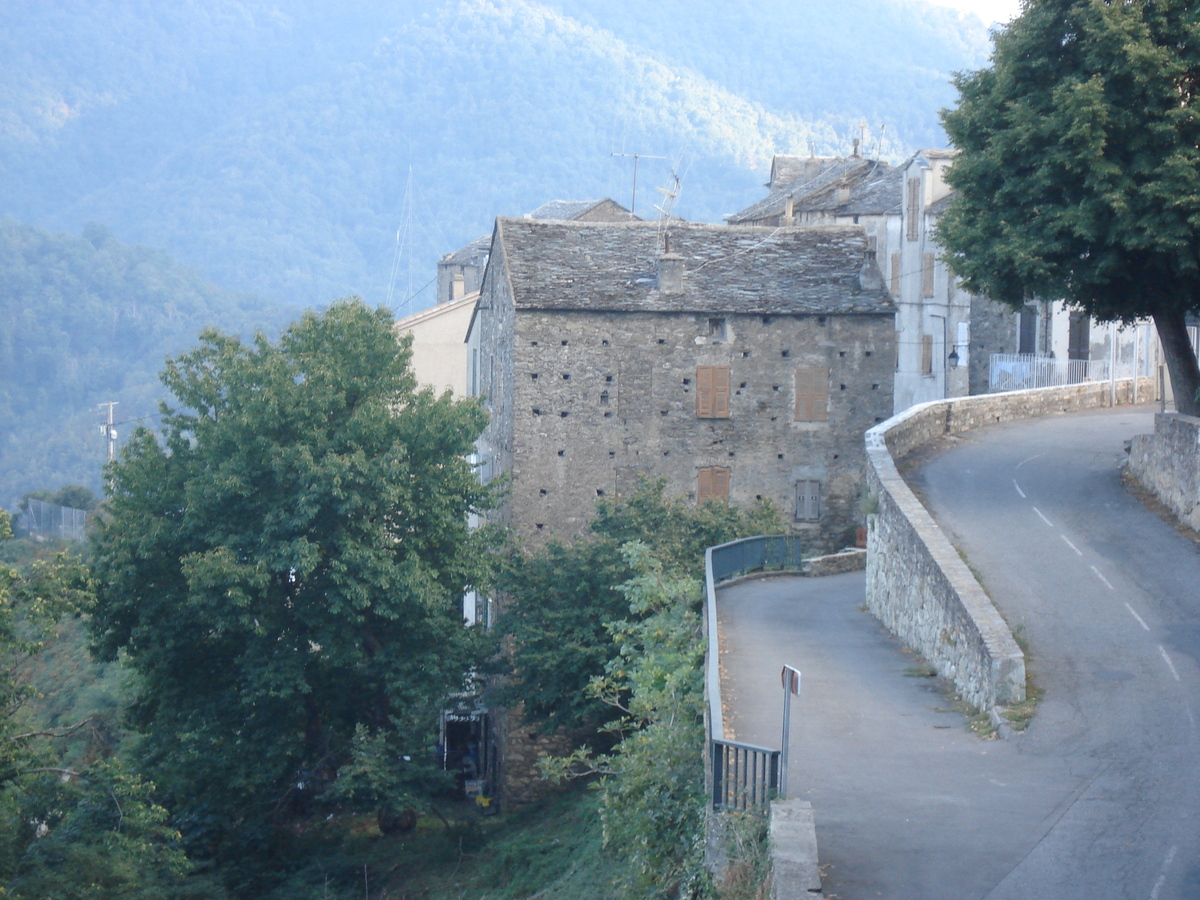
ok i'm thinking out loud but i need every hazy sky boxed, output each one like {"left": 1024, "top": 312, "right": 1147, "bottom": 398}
{"left": 932, "top": 0, "right": 1023, "bottom": 25}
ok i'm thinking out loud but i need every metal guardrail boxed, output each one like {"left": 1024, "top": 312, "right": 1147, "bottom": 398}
{"left": 711, "top": 738, "right": 779, "bottom": 812}
{"left": 704, "top": 535, "right": 803, "bottom": 814}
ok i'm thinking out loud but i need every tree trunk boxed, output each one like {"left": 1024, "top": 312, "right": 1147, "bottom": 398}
{"left": 1152, "top": 309, "right": 1200, "bottom": 416}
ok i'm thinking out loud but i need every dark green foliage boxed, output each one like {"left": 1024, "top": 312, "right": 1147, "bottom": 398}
{"left": 541, "top": 544, "right": 712, "bottom": 898}
{"left": 0, "top": 218, "right": 289, "bottom": 510}
{"left": 497, "top": 478, "right": 779, "bottom": 733}
{"left": 88, "top": 301, "right": 495, "bottom": 851}
{"left": 938, "top": 0, "right": 1200, "bottom": 413}
{"left": 5, "top": 762, "right": 224, "bottom": 900}
{"left": 0, "top": 511, "right": 212, "bottom": 898}
{"left": 0, "top": 1, "right": 991, "bottom": 308}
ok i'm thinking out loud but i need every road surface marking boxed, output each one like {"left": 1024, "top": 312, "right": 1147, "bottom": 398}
{"left": 1149, "top": 845, "right": 1178, "bottom": 900}
{"left": 1033, "top": 507, "right": 1054, "bottom": 527}
{"left": 1124, "top": 603, "right": 1150, "bottom": 631}
{"left": 1158, "top": 646, "right": 1181, "bottom": 682}
{"left": 1013, "top": 479, "right": 1026, "bottom": 498}
{"left": 1061, "top": 535, "right": 1083, "bottom": 556}
{"left": 1015, "top": 453, "right": 1043, "bottom": 470}
{"left": 1090, "top": 566, "right": 1114, "bottom": 590}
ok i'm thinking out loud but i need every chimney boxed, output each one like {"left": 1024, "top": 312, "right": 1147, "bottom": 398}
{"left": 835, "top": 182, "right": 852, "bottom": 206}
{"left": 852, "top": 137, "right": 861, "bottom": 158}
{"left": 782, "top": 194, "right": 796, "bottom": 226}
{"left": 859, "top": 249, "right": 883, "bottom": 291}
{"left": 658, "top": 233, "right": 684, "bottom": 294}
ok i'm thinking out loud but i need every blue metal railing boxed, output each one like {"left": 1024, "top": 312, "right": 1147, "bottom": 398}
{"left": 704, "top": 535, "right": 803, "bottom": 814}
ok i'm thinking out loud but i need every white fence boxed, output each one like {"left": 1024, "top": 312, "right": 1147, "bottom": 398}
{"left": 988, "top": 355, "right": 1099, "bottom": 392}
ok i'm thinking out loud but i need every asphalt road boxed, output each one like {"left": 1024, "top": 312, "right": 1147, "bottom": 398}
{"left": 718, "top": 405, "right": 1200, "bottom": 899}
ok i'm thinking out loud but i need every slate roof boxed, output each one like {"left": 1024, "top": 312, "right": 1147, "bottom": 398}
{"left": 927, "top": 192, "right": 955, "bottom": 217}
{"left": 493, "top": 219, "right": 893, "bottom": 316}
{"left": 727, "top": 158, "right": 899, "bottom": 224}
{"left": 441, "top": 234, "right": 491, "bottom": 266}
{"left": 527, "top": 199, "right": 614, "bottom": 220}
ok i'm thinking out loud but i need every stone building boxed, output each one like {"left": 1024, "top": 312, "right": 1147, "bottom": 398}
{"left": 469, "top": 218, "right": 896, "bottom": 553}
{"left": 436, "top": 198, "right": 636, "bottom": 305}
{"left": 726, "top": 153, "right": 902, "bottom": 230}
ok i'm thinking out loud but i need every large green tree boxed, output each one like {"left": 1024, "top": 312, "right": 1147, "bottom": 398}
{"left": 938, "top": 0, "right": 1200, "bottom": 413}
{"left": 496, "top": 478, "right": 779, "bottom": 733}
{"left": 88, "top": 300, "right": 493, "bottom": 835}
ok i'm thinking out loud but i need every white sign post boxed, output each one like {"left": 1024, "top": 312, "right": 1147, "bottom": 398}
{"left": 780, "top": 665, "right": 801, "bottom": 800}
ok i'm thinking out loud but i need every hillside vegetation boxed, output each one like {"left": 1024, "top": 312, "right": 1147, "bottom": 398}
{"left": 0, "top": 0, "right": 991, "bottom": 310}
{"left": 0, "top": 218, "right": 288, "bottom": 510}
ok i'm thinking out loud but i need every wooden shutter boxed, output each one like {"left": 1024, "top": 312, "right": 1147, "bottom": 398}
{"left": 795, "top": 480, "right": 821, "bottom": 521}
{"left": 890, "top": 252, "right": 901, "bottom": 296}
{"left": 696, "top": 366, "right": 730, "bottom": 418}
{"left": 793, "top": 367, "right": 829, "bottom": 422}
{"left": 922, "top": 254, "right": 935, "bottom": 297}
{"left": 921, "top": 334, "right": 934, "bottom": 375}
{"left": 698, "top": 466, "right": 731, "bottom": 504}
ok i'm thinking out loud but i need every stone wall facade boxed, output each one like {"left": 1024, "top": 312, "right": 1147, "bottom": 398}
{"left": 488, "top": 308, "right": 894, "bottom": 553}
{"left": 1129, "top": 413, "right": 1200, "bottom": 532}
{"left": 865, "top": 377, "right": 1155, "bottom": 712}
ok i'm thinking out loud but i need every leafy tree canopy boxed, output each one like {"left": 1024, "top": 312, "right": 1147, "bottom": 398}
{"left": 88, "top": 300, "right": 495, "bottom": 847}
{"left": 496, "top": 478, "right": 779, "bottom": 732}
{"left": 938, "top": 0, "right": 1200, "bottom": 412}
{"left": 0, "top": 511, "right": 210, "bottom": 898}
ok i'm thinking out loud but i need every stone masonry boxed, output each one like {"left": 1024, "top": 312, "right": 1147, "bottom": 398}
{"left": 473, "top": 219, "right": 896, "bottom": 553}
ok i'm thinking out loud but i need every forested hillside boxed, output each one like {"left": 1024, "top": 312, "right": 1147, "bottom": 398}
{"left": 0, "top": 219, "right": 289, "bottom": 510}
{"left": 0, "top": 0, "right": 991, "bottom": 310}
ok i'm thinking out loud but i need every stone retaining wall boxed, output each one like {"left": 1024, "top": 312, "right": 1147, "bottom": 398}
{"left": 1129, "top": 413, "right": 1200, "bottom": 532}
{"left": 864, "top": 378, "right": 1153, "bottom": 712}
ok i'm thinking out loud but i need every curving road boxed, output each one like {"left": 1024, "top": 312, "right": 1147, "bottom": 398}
{"left": 916, "top": 405, "right": 1200, "bottom": 899}
{"left": 719, "top": 405, "right": 1200, "bottom": 899}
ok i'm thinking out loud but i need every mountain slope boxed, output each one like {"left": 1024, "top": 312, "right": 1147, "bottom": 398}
{"left": 0, "top": 0, "right": 993, "bottom": 309}
{"left": 0, "top": 218, "right": 290, "bottom": 510}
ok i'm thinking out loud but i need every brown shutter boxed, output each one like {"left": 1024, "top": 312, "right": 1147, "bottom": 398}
{"left": 890, "top": 252, "right": 901, "bottom": 296}
{"left": 793, "top": 367, "right": 829, "bottom": 422}
{"left": 696, "top": 366, "right": 713, "bottom": 417}
{"left": 699, "top": 467, "right": 731, "bottom": 504}
{"left": 921, "top": 334, "right": 934, "bottom": 375}
{"left": 697, "top": 366, "right": 730, "bottom": 418}
{"left": 713, "top": 366, "right": 730, "bottom": 418}
{"left": 922, "top": 254, "right": 935, "bottom": 297}
{"left": 713, "top": 466, "right": 730, "bottom": 501}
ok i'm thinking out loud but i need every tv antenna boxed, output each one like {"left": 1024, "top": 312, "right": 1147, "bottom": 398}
{"left": 653, "top": 167, "right": 683, "bottom": 221}
{"left": 386, "top": 165, "right": 415, "bottom": 315}
{"left": 610, "top": 151, "right": 668, "bottom": 216}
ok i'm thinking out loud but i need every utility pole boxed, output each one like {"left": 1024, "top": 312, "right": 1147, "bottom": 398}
{"left": 98, "top": 401, "right": 118, "bottom": 461}
{"left": 610, "top": 151, "right": 667, "bottom": 216}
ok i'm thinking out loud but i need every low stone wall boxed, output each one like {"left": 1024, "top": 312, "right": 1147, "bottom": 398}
{"left": 803, "top": 548, "right": 866, "bottom": 577}
{"left": 865, "top": 378, "right": 1151, "bottom": 712}
{"left": 1129, "top": 413, "right": 1200, "bottom": 532}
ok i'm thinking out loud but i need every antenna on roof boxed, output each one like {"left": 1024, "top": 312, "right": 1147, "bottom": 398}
{"left": 611, "top": 151, "right": 668, "bottom": 215}
{"left": 653, "top": 167, "right": 682, "bottom": 221}
{"left": 386, "top": 165, "right": 416, "bottom": 315}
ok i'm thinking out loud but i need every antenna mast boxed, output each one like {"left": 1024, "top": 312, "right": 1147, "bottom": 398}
{"left": 610, "top": 151, "right": 668, "bottom": 215}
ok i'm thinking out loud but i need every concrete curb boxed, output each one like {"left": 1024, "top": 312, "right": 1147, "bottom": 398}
{"left": 770, "top": 799, "right": 821, "bottom": 896}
